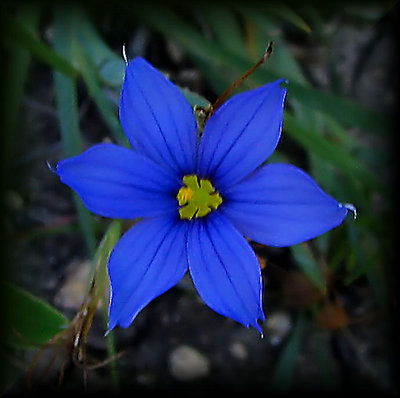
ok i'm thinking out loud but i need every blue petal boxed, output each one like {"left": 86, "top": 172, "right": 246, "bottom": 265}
{"left": 187, "top": 212, "right": 264, "bottom": 332}
{"left": 198, "top": 80, "right": 287, "bottom": 191}
{"left": 222, "top": 163, "right": 348, "bottom": 247}
{"left": 119, "top": 57, "right": 198, "bottom": 176}
{"left": 108, "top": 216, "right": 189, "bottom": 329}
{"left": 56, "top": 143, "right": 179, "bottom": 219}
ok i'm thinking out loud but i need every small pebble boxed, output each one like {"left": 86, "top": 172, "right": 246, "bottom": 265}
{"left": 168, "top": 345, "right": 210, "bottom": 381}
{"left": 229, "top": 342, "right": 248, "bottom": 361}
{"left": 264, "top": 311, "right": 292, "bottom": 346}
{"left": 54, "top": 260, "right": 91, "bottom": 309}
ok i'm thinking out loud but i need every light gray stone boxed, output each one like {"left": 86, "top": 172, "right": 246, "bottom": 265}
{"left": 168, "top": 345, "right": 210, "bottom": 381}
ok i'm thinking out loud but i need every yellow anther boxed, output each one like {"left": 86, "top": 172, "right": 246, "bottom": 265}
{"left": 176, "top": 175, "right": 222, "bottom": 220}
{"left": 177, "top": 187, "right": 194, "bottom": 205}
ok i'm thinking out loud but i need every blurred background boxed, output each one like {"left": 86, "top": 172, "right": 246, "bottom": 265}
{"left": 1, "top": 0, "right": 398, "bottom": 394}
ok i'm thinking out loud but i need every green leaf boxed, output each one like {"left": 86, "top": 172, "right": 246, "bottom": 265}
{"left": 263, "top": 3, "right": 312, "bottom": 33}
{"left": 178, "top": 85, "right": 211, "bottom": 108}
{"left": 74, "top": 10, "right": 125, "bottom": 87}
{"left": 72, "top": 40, "right": 128, "bottom": 146}
{"left": 3, "top": 283, "right": 69, "bottom": 348}
{"left": 3, "top": 13, "right": 77, "bottom": 78}
{"left": 91, "top": 220, "right": 122, "bottom": 391}
{"left": 285, "top": 82, "right": 393, "bottom": 136}
{"left": 3, "top": 5, "right": 40, "bottom": 185}
{"left": 134, "top": 4, "right": 392, "bottom": 135}
{"left": 99, "top": 58, "right": 125, "bottom": 88}
{"left": 291, "top": 244, "right": 326, "bottom": 291}
{"left": 283, "top": 113, "right": 388, "bottom": 196}
{"left": 270, "top": 312, "right": 306, "bottom": 392}
{"left": 345, "top": 222, "right": 388, "bottom": 307}
{"left": 53, "top": 5, "right": 97, "bottom": 256}
{"left": 90, "top": 220, "right": 122, "bottom": 302}
{"left": 237, "top": 4, "right": 309, "bottom": 85}
{"left": 200, "top": 4, "right": 248, "bottom": 58}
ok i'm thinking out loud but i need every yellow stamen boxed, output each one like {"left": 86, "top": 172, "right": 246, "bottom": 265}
{"left": 176, "top": 175, "right": 222, "bottom": 220}
{"left": 177, "top": 187, "right": 194, "bottom": 205}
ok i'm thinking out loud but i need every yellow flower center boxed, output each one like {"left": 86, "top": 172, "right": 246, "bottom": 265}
{"left": 176, "top": 175, "right": 222, "bottom": 220}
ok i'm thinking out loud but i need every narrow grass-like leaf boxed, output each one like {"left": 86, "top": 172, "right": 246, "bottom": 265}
{"left": 73, "top": 41, "right": 128, "bottom": 146}
{"left": 178, "top": 85, "right": 211, "bottom": 108}
{"left": 291, "top": 244, "right": 326, "bottom": 291}
{"left": 75, "top": 10, "right": 125, "bottom": 87}
{"left": 236, "top": 4, "right": 309, "bottom": 85}
{"left": 345, "top": 222, "right": 387, "bottom": 306}
{"left": 286, "top": 82, "right": 393, "bottom": 135}
{"left": 263, "top": 3, "right": 312, "bottom": 33}
{"left": 90, "top": 220, "right": 121, "bottom": 301}
{"left": 3, "top": 5, "right": 39, "bottom": 185}
{"left": 134, "top": 4, "right": 392, "bottom": 135}
{"left": 3, "top": 283, "right": 69, "bottom": 348}
{"left": 91, "top": 220, "right": 122, "bottom": 391}
{"left": 284, "top": 113, "right": 388, "bottom": 196}
{"left": 313, "top": 332, "right": 340, "bottom": 391}
{"left": 270, "top": 311, "right": 306, "bottom": 392}
{"left": 4, "top": 14, "right": 77, "bottom": 79}
{"left": 53, "top": 5, "right": 96, "bottom": 256}
{"left": 200, "top": 4, "right": 248, "bottom": 57}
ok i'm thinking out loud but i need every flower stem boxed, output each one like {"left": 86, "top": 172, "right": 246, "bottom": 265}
{"left": 106, "top": 330, "right": 120, "bottom": 392}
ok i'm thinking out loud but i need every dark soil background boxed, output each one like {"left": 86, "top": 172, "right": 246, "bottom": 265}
{"left": 1, "top": 1, "right": 398, "bottom": 395}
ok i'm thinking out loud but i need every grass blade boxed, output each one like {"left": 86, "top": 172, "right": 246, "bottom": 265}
{"left": 3, "top": 14, "right": 77, "bottom": 78}
{"left": 291, "top": 244, "right": 326, "bottom": 292}
{"left": 283, "top": 113, "right": 388, "bottom": 196}
{"left": 2, "top": 5, "right": 39, "bottom": 186}
{"left": 200, "top": 4, "right": 248, "bottom": 57}
{"left": 264, "top": 3, "right": 312, "bottom": 33}
{"left": 134, "top": 4, "right": 392, "bottom": 135}
{"left": 270, "top": 311, "right": 306, "bottom": 392}
{"left": 74, "top": 9, "right": 125, "bottom": 88}
{"left": 53, "top": 5, "right": 96, "bottom": 256}
{"left": 72, "top": 40, "right": 128, "bottom": 146}
{"left": 91, "top": 220, "right": 122, "bottom": 391}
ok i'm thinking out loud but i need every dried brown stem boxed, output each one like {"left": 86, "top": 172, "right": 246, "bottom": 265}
{"left": 208, "top": 41, "right": 274, "bottom": 118}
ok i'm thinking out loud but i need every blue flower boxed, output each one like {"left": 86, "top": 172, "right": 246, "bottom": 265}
{"left": 56, "top": 58, "right": 350, "bottom": 333}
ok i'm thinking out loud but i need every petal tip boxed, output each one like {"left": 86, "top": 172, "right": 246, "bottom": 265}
{"left": 122, "top": 43, "right": 128, "bottom": 65}
{"left": 268, "top": 78, "right": 288, "bottom": 91}
{"left": 107, "top": 308, "right": 135, "bottom": 330}
{"left": 46, "top": 160, "right": 57, "bottom": 174}
{"left": 281, "top": 78, "right": 289, "bottom": 86}
{"left": 53, "top": 160, "right": 66, "bottom": 179}
{"left": 104, "top": 327, "right": 113, "bottom": 337}
{"left": 339, "top": 202, "right": 357, "bottom": 220}
{"left": 127, "top": 56, "right": 154, "bottom": 73}
{"left": 249, "top": 318, "right": 265, "bottom": 336}
{"left": 124, "top": 57, "right": 152, "bottom": 77}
